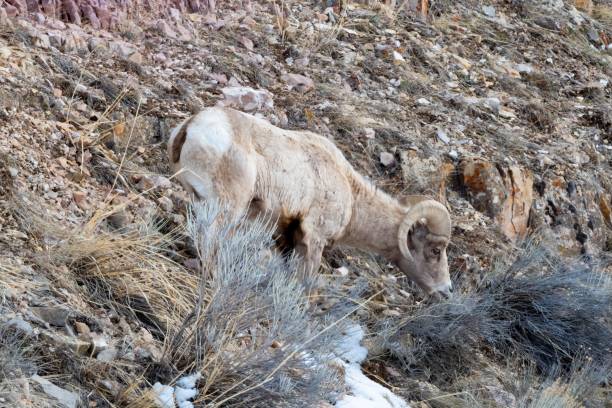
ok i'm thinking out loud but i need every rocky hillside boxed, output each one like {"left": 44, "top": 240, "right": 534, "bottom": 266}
{"left": 0, "top": 0, "right": 611, "bottom": 407}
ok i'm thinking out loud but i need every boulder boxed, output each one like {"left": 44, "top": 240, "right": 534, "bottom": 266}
{"left": 460, "top": 158, "right": 533, "bottom": 241}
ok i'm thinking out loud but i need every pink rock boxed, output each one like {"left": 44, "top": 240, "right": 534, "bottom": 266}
{"left": 281, "top": 73, "right": 315, "bottom": 93}
{"left": 220, "top": 86, "right": 274, "bottom": 112}
{"left": 239, "top": 36, "right": 254, "bottom": 51}
{"left": 157, "top": 19, "right": 177, "bottom": 39}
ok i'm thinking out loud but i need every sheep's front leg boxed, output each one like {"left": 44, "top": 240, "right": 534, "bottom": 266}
{"left": 294, "top": 236, "right": 326, "bottom": 290}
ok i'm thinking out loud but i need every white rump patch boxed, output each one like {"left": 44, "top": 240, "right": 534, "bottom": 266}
{"left": 187, "top": 109, "right": 233, "bottom": 154}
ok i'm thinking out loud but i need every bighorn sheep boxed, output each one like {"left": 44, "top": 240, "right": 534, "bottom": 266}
{"left": 168, "top": 107, "right": 453, "bottom": 297}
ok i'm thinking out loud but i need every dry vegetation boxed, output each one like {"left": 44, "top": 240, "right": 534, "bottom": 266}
{"left": 1, "top": 0, "right": 612, "bottom": 407}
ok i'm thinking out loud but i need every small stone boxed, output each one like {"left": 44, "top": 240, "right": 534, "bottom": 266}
{"left": 0, "top": 47, "right": 11, "bottom": 59}
{"left": 96, "top": 347, "right": 118, "bottom": 362}
{"left": 220, "top": 86, "right": 274, "bottom": 111}
{"left": 416, "top": 98, "right": 431, "bottom": 106}
{"left": 239, "top": 36, "right": 254, "bottom": 51}
{"left": 380, "top": 152, "right": 395, "bottom": 167}
{"left": 32, "top": 306, "right": 70, "bottom": 327}
{"left": 74, "top": 322, "right": 90, "bottom": 335}
{"left": 392, "top": 50, "right": 405, "bottom": 63}
{"left": 7, "top": 167, "right": 18, "bottom": 178}
{"left": 32, "top": 375, "right": 79, "bottom": 408}
{"left": 6, "top": 318, "right": 34, "bottom": 335}
{"left": 483, "top": 97, "right": 501, "bottom": 113}
{"left": 281, "top": 73, "right": 315, "bottom": 93}
{"left": 72, "top": 191, "right": 89, "bottom": 210}
{"left": 516, "top": 63, "right": 533, "bottom": 74}
{"left": 587, "top": 29, "right": 600, "bottom": 43}
{"left": 482, "top": 5, "right": 496, "bottom": 17}
{"left": 136, "top": 175, "right": 172, "bottom": 191}
{"left": 448, "top": 150, "right": 459, "bottom": 160}
{"left": 436, "top": 129, "right": 450, "bottom": 144}
{"left": 335, "top": 266, "right": 349, "bottom": 276}
{"left": 363, "top": 128, "right": 375, "bottom": 139}
{"left": 158, "top": 196, "right": 173, "bottom": 212}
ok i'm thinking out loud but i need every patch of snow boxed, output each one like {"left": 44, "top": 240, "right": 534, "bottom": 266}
{"left": 152, "top": 373, "right": 201, "bottom": 408}
{"left": 152, "top": 383, "right": 175, "bottom": 408}
{"left": 334, "top": 324, "right": 409, "bottom": 408}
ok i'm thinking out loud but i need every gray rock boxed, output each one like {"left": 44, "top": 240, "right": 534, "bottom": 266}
{"left": 587, "top": 29, "right": 600, "bottom": 43}
{"left": 6, "top": 318, "right": 34, "bottom": 335}
{"left": 483, "top": 97, "right": 501, "bottom": 113}
{"left": 380, "top": 152, "right": 395, "bottom": 167}
{"left": 96, "top": 347, "right": 118, "bottom": 362}
{"left": 482, "top": 5, "right": 496, "bottom": 17}
{"left": 436, "top": 129, "right": 450, "bottom": 144}
{"left": 32, "top": 375, "right": 79, "bottom": 408}
{"left": 7, "top": 167, "right": 18, "bottom": 178}
{"left": 31, "top": 306, "right": 71, "bottom": 327}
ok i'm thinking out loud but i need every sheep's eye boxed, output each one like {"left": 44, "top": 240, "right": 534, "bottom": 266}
{"left": 432, "top": 248, "right": 441, "bottom": 256}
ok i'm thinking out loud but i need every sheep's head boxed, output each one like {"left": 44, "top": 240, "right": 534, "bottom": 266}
{"left": 396, "top": 198, "right": 452, "bottom": 298}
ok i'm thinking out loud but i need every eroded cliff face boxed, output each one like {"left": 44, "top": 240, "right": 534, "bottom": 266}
{"left": 0, "top": 0, "right": 610, "bottom": 406}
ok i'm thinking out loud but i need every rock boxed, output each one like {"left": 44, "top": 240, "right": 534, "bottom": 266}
{"left": 31, "top": 306, "right": 71, "bottom": 327}
{"left": 239, "top": 36, "right": 254, "bottom": 51}
{"left": 281, "top": 73, "right": 315, "bottom": 93}
{"left": 6, "top": 318, "right": 34, "bottom": 335}
{"left": 483, "top": 97, "right": 500, "bottom": 113}
{"left": 7, "top": 166, "right": 18, "bottom": 177}
{"left": 40, "top": 330, "right": 90, "bottom": 354}
{"left": 89, "top": 333, "right": 109, "bottom": 354}
{"left": 516, "top": 63, "right": 533, "bottom": 74}
{"left": 416, "top": 98, "right": 430, "bottom": 106}
{"left": 482, "top": 5, "right": 496, "bottom": 17}
{"left": 460, "top": 159, "right": 533, "bottom": 241}
{"left": 0, "top": 47, "right": 11, "bottom": 59}
{"left": 534, "top": 16, "right": 561, "bottom": 31}
{"left": 109, "top": 41, "right": 138, "bottom": 60}
{"left": 88, "top": 37, "right": 107, "bottom": 53}
{"left": 128, "top": 51, "right": 144, "bottom": 64}
{"left": 335, "top": 266, "right": 349, "bottom": 276}
{"left": 72, "top": 191, "right": 89, "bottom": 210}
{"left": 380, "top": 151, "right": 395, "bottom": 167}
{"left": 572, "top": 0, "right": 593, "bottom": 14}
{"left": 392, "top": 50, "right": 405, "bottom": 63}
{"left": 32, "top": 375, "right": 79, "bottom": 408}
{"left": 436, "top": 129, "right": 450, "bottom": 144}
{"left": 74, "top": 321, "right": 90, "bottom": 335}
{"left": 0, "top": 8, "right": 9, "bottom": 26}
{"left": 63, "top": 32, "right": 87, "bottom": 52}
{"left": 136, "top": 175, "right": 172, "bottom": 191}
{"left": 157, "top": 196, "right": 173, "bottom": 212}
{"left": 96, "top": 347, "right": 117, "bottom": 362}
{"left": 157, "top": 20, "right": 177, "bottom": 39}
{"left": 586, "top": 29, "right": 600, "bottom": 43}
{"left": 363, "top": 128, "right": 375, "bottom": 139}
{"left": 220, "top": 86, "right": 274, "bottom": 111}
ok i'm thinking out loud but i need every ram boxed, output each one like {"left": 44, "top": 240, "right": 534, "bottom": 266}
{"left": 168, "top": 107, "right": 453, "bottom": 297}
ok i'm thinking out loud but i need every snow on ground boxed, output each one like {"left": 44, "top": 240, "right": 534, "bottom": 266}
{"left": 334, "top": 324, "right": 409, "bottom": 408}
{"left": 152, "top": 373, "right": 202, "bottom": 408}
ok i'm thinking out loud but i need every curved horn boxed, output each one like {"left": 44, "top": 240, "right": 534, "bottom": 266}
{"left": 397, "top": 200, "right": 452, "bottom": 261}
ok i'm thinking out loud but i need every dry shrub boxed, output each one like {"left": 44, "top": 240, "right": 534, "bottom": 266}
{"left": 159, "top": 201, "right": 348, "bottom": 407}
{"left": 0, "top": 325, "right": 55, "bottom": 407}
{"left": 379, "top": 244, "right": 612, "bottom": 389}
{"left": 521, "top": 101, "right": 555, "bottom": 133}
{"left": 516, "top": 360, "right": 611, "bottom": 408}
